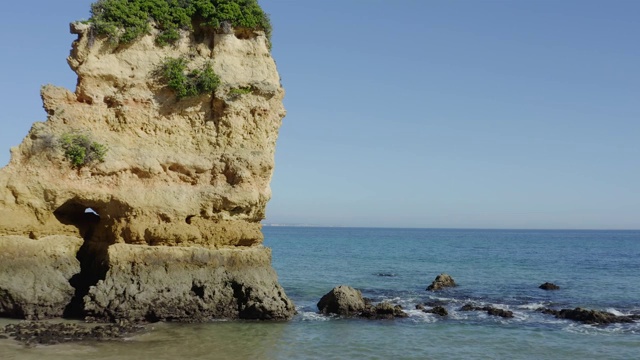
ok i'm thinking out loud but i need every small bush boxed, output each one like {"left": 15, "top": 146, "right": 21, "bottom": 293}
{"left": 158, "top": 57, "right": 220, "bottom": 99}
{"left": 229, "top": 86, "right": 252, "bottom": 96}
{"left": 59, "top": 134, "right": 108, "bottom": 168}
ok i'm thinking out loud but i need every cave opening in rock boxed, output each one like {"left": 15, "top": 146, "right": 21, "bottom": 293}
{"left": 54, "top": 200, "right": 110, "bottom": 319}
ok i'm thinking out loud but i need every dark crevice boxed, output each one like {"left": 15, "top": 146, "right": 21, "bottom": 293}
{"left": 231, "top": 282, "right": 262, "bottom": 319}
{"left": 191, "top": 283, "right": 205, "bottom": 299}
{"left": 55, "top": 200, "right": 110, "bottom": 319}
{"left": 145, "top": 312, "right": 160, "bottom": 323}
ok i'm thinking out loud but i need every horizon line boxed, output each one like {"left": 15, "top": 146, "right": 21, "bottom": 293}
{"left": 261, "top": 224, "right": 640, "bottom": 232}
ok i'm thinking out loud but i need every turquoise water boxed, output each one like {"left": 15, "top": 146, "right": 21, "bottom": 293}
{"left": 1, "top": 227, "right": 639, "bottom": 359}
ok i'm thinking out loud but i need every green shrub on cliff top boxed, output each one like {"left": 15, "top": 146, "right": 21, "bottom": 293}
{"left": 89, "top": 0, "right": 271, "bottom": 45}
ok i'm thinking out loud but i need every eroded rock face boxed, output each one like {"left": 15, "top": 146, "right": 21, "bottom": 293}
{"left": 0, "top": 236, "right": 82, "bottom": 319}
{"left": 0, "top": 21, "right": 293, "bottom": 321}
{"left": 1, "top": 23, "right": 284, "bottom": 247}
{"left": 85, "top": 245, "right": 294, "bottom": 321}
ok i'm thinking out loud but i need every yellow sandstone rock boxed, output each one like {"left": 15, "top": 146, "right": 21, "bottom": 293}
{"left": 0, "top": 21, "right": 294, "bottom": 321}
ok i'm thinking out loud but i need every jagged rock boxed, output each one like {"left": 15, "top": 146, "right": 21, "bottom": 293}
{"left": 486, "top": 307, "right": 514, "bottom": 318}
{"left": 415, "top": 304, "right": 425, "bottom": 310}
{"left": 460, "top": 304, "right": 476, "bottom": 312}
{"left": 424, "top": 306, "right": 448, "bottom": 316}
{"left": 361, "top": 302, "right": 408, "bottom": 320}
{"left": 426, "top": 273, "right": 457, "bottom": 291}
{"left": 539, "top": 282, "right": 560, "bottom": 290}
{"left": 317, "top": 286, "right": 366, "bottom": 316}
{"left": 536, "top": 307, "right": 559, "bottom": 316}
{"left": 0, "top": 3, "right": 293, "bottom": 322}
{"left": 460, "top": 304, "right": 513, "bottom": 318}
{"left": 0, "top": 236, "right": 82, "bottom": 319}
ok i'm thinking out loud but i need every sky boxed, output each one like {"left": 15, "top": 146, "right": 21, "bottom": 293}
{"left": 0, "top": 1, "right": 638, "bottom": 229}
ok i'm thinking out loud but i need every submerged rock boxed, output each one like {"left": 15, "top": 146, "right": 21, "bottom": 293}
{"left": 3, "top": 321, "right": 144, "bottom": 346}
{"left": 317, "top": 286, "right": 366, "bottom": 316}
{"left": 361, "top": 302, "right": 408, "bottom": 320}
{"left": 539, "top": 282, "right": 560, "bottom": 290}
{"left": 426, "top": 273, "right": 457, "bottom": 291}
{"left": 537, "top": 307, "right": 636, "bottom": 325}
{"left": 460, "top": 304, "right": 513, "bottom": 318}
{"left": 423, "top": 306, "right": 448, "bottom": 317}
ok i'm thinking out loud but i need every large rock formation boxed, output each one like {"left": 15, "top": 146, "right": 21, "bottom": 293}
{"left": 0, "top": 15, "right": 294, "bottom": 321}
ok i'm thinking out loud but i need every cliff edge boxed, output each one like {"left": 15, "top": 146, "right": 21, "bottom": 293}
{"left": 0, "top": 1, "right": 294, "bottom": 321}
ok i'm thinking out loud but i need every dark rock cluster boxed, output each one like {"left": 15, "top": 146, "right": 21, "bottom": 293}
{"left": 2, "top": 321, "right": 144, "bottom": 346}
{"left": 317, "top": 276, "right": 639, "bottom": 327}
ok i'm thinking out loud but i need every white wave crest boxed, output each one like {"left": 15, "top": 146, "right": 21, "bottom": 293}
{"left": 298, "top": 311, "right": 332, "bottom": 322}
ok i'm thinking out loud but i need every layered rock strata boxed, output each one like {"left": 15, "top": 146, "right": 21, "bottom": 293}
{"left": 0, "top": 20, "right": 294, "bottom": 321}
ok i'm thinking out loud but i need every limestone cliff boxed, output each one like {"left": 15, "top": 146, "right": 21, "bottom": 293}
{"left": 0, "top": 16, "right": 294, "bottom": 321}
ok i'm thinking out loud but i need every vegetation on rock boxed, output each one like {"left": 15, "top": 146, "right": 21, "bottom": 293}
{"left": 59, "top": 134, "right": 108, "bottom": 168}
{"left": 157, "top": 57, "right": 220, "bottom": 99}
{"left": 89, "top": 0, "right": 272, "bottom": 46}
{"left": 229, "top": 86, "right": 252, "bottom": 96}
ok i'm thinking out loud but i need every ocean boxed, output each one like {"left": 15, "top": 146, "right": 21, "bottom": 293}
{"left": 1, "top": 227, "right": 639, "bottom": 359}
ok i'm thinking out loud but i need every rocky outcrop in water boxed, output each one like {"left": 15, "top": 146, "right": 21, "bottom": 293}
{"left": 426, "top": 273, "right": 457, "bottom": 291}
{"left": 539, "top": 282, "right": 560, "bottom": 290}
{"left": 0, "top": 4, "right": 294, "bottom": 322}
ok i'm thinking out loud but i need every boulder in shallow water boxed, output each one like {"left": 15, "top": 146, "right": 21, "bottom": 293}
{"left": 539, "top": 282, "right": 560, "bottom": 290}
{"left": 317, "top": 285, "right": 365, "bottom": 316}
{"left": 426, "top": 273, "right": 457, "bottom": 291}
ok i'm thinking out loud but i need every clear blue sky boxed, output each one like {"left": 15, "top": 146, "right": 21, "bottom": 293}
{"left": 0, "top": 1, "right": 638, "bottom": 229}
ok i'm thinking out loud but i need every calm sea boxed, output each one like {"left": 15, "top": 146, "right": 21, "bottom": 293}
{"left": 1, "top": 227, "right": 639, "bottom": 359}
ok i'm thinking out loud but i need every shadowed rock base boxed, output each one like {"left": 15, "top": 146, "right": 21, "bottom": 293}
{"left": 85, "top": 244, "right": 296, "bottom": 322}
{"left": 0, "top": 237, "right": 295, "bottom": 322}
